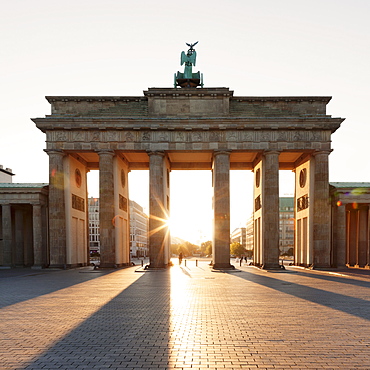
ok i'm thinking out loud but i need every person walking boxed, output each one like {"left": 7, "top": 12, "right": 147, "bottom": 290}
{"left": 179, "top": 252, "right": 183, "bottom": 265}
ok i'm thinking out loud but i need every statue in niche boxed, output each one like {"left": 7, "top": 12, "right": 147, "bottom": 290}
{"left": 174, "top": 42, "right": 203, "bottom": 88}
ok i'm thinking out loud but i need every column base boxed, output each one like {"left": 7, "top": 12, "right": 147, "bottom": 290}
{"left": 144, "top": 264, "right": 167, "bottom": 270}
{"left": 49, "top": 263, "right": 89, "bottom": 269}
{"left": 261, "top": 263, "right": 284, "bottom": 270}
{"left": 99, "top": 262, "right": 130, "bottom": 269}
{"left": 212, "top": 263, "right": 235, "bottom": 270}
{"left": 31, "top": 265, "right": 46, "bottom": 270}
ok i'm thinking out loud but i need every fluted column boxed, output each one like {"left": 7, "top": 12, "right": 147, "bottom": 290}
{"left": 32, "top": 204, "right": 44, "bottom": 267}
{"left": 99, "top": 150, "right": 116, "bottom": 268}
{"left": 312, "top": 150, "right": 331, "bottom": 267}
{"left": 334, "top": 203, "right": 346, "bottom": 267}
{"left": 357, "top": 206, "right": 368, "bottom": 267}
{"left": 45, "top": 149, "right": 66, "bottom": 267}
{"left": 14, "top": 208, "right": 24, "bottom": 266}
{"left": 212, "top": 151, "right": 232, "bottom": 269}
{"left": 1, "top": 204, "right": 12, "bottom": 266}
{"left": 148, "top": 151, "right": 168, "bottom": 268}
{"left": 262, "top": 151, "right": 280, "bottom": 269}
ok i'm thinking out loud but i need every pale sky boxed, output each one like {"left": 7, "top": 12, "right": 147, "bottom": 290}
{"left": 1, "top": 0, "right": 370, "bottom": 244}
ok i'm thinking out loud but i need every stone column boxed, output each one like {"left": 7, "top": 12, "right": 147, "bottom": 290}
{"left": 262, "top": 151, "right": 280, "bottom": 269}
{"left": 1, "top": 204, "right": 12, "bottom": 266}
{"left": 32, "top": 204, "right": 44, "bottom": 268}
{"left": 312, "top": 151, "right": 331, "bottom": 267}
{"left": 357, "top": 206, "right": 368, "bottom": 267}
{"left": 212, "top": 151, "right": 232, "bottom": 269}
{"left": 14, "top": 208, "right": 24, "bottom": 266}
{"left": 23, "top": 210, "right": 33, "bottom": 266}
{"left": 334, "top": 203, "right": 347, "bottom": 267}
{"left": 99, "top": 150, "right": 116, "bottom": 268}
{"left": 148, "top": 151, "right": 168, "bottom": 268}
{"left": 347, "top": 209, "right": 357, "bottom": 266}
{"left": 45, "top": 150, "right": 66, "bottom": 267}
{"left": 367, "top": 208, "right": 370, "bottom": 269}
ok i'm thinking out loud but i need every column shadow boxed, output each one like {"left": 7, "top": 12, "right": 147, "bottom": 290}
{"left": 0, "top": 268, "right": 117, "bottom": 308}
{"left": 290, "top": 269, "right": 370, "bottom": 288}
{"left": 23, "top": 270, "right": 171, "bottom": 369}
{"left": 233, "top": 269, "right": 370, "bottom": 322}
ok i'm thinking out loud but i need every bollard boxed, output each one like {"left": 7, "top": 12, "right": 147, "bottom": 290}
{"left": 184, "top": 259, "right": 187, "bottom": 267}
{"left": 141, "top": 260, "right": 143, "bottom": 267}
{"left": 196, "top": 259, "right": 198, "bottom": 267}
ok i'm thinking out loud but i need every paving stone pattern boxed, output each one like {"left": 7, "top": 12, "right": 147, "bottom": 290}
{"left": 1, "top": 261, "right": 370, "bottom": 369}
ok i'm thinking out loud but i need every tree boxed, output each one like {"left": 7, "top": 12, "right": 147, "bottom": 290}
{"left": 201, "top": 240, "right": 212, "bottom": 256}
{"left": 230, "top": 242, "right": 246, "bottom": 257}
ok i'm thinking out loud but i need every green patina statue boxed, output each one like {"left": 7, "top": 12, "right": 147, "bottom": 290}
{"left": 174, "top": 42, "right": 203, "bottom": 88}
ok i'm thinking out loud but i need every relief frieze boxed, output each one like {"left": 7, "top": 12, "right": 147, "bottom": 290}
{"left": 175, "top": 132, "right": 185, "bottom": 142}
{"left": 55, "top": 131, "right": 68, "bottom": 141}
{"left": 107, "top": 131, "right": 119, "bottom": 141}
{"left": 209, "top": 131, "right": 220, "bottom": 142}
{"left": 72, "top": 131, "right": 84, "bottom": 141}
{"left": 192, "top": 132, "right": 202, "bottom": 142}
{"left": 226, "top": 131, "right": 237, "bottom": 141}
{"left": 260, "top": 131, "right": 272, "bottom": 141}
{"left": 158, "top": 132, "right": 169, "bottom": 141}
{"left": 72, "top": 194, "right": 85, "bottom": 212}
{"left": 90, "top": 131, "right": 101, "bottom": 141}
{"left": 244, "top": 131, "right": 254, "bottom": 141}
{"left": 125, "top": 132, "right": 134, "bottom": 142}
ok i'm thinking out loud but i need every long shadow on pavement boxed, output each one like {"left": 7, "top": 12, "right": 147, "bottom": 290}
{"left": 23, "top": 270, "right": 171, "bottom": 370}
{"left": 233, "top": 269, "right": 370, "bottom": 322}
{"left": 289, "top": 269, "right": 370, "bottom": 288}
{"left": 0, "top": 268, "right": 118, "bottom": 308}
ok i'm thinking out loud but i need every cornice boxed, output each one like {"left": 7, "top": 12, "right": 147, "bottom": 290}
{"left": 32, "top": 116, "right": 344, "bottom": 134}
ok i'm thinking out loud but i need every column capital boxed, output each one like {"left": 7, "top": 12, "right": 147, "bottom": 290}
{"left": 97, "top": 149, "right": 115, "bottom": 157}
{"left": 213, "top": 150, "right": 231, "bottom": 157}
{"left": 312, "top": 149, "right": 333, "bottom": 157}
{"left": 44, "top": 149, "right": 65, "bottom": 157}
{"left": 263, "top": 150, "right": 281, "bottom": 156}
{"left": 146, "top": 150, "right": 165, "bottom": 157}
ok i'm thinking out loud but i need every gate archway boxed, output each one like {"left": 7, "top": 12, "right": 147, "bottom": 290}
{"left": 33, "top": 87, "right": 344, "bottom": 269}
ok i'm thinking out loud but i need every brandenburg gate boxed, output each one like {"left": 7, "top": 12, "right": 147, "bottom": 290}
{"left": 32, "top": 44, "right": 344, "bottom": 270}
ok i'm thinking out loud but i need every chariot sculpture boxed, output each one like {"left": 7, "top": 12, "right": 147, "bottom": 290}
{"left": 174, "top": 41, "right": 203, "bottom": 88}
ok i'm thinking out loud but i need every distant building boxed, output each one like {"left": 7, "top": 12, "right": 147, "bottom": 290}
{"left": 279, "top": 197, "right": 294, "bottom": 255}
{"left": 230, "top": 227, "right": 246, "bottom": 249}
{"left": 129, "top": 200, "right": 148, "bottom": 258}
{"left": 245, "top": 198, "right": 294, "bottom": 256}
{"left": 245, "top": 214, "right": 254, "bottom": 253}
{"left": 88, "top": 197, "right": 100, "bottom": 254}
{"left": 0, "top": 165, "right": 14, "bottom": 183}
{"left": 88, "top": 198, "right": 149, "bottom": 258}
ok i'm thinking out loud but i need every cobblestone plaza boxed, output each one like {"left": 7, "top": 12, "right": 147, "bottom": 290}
{"left": 1, "top": 260, "right": 370, "bottom": 369}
